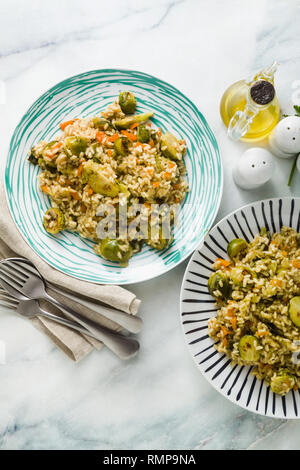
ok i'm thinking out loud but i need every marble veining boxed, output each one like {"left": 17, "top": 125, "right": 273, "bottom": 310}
{"left": 0, "top": 0, "right": 300, "bottom": 450}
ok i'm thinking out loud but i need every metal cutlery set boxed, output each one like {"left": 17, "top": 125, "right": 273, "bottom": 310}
{"left": 0, "top": 258, "right": 141, "bottom": 360}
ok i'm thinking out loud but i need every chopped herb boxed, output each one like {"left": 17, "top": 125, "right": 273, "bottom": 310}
{"left": 294, "top": 105, "right": 300, "bottom": 116}
{"left": 288, "top": 155, "right": 299, "bottom": 187}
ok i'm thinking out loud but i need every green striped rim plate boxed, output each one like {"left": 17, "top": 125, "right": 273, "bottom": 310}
{"left": 5, "top": 69, "right": 222, "bottom": 284}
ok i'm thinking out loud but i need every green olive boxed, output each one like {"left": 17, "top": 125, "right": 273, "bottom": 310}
{"left": 114, "top": 112, "right": 154, "bottom": 130}
{"left": 43, "top": 208, "right": 64, "bottom": 234}
{"left": 137, "top": 125, "right": 150, "bottom": 143}
{"left": 270, "top": 370, "right": 295, "bottom": 396}
{"left": 239, "top": 335, "right": 260, "bottom": 362}
{"left": 64, "top": 136, "right": 87, "bottom": 156}
{"left": 160, "top": 132, "right": 182, "bottom": 161}
{"left": 289, "top": 296, "right": 300, "bottom": 327}
{"left": 92, "top": 116, "right": 113, "bottom": 130}
{"left": 82, "top": 161, "right": 119, "bottom": 197}
{"left": 227, "top": 238, "right": 248, "bottom": 259}
{"left": 99, "top": 238, "right": 133, "bottom": 266}
{"left": 119, "top": 91, "right": 136, "bottom": 114}
{"left": 207, "top": 271, "right": 230, "bottom": 299}
{"left": 114, "top": 136, "right": 130, "bottom": 156}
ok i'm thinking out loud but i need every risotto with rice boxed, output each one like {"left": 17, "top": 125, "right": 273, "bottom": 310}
{"left": 207, "top": 226, "right": 300, "bottom": 396}
{"left": 28, "top": 91, "right": 188, "bottom": 266}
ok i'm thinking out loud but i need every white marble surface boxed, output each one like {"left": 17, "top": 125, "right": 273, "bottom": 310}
{"left": 0, "top": 0, "right": 300, "bottom": 450}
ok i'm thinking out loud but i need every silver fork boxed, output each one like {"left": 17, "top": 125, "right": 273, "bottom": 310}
{"left": 7, "top": 258, "right": 142, "bottom": 334}
{"left": 0, "top": 287, "right": 119, "bottom": 341}
{"left": 0, "top": 262, "right": 139, "bottom": 360}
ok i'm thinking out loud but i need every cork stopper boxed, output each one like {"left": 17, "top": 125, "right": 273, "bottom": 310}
{"left": 250, "top": 80, "right": 275, "bottom": 105}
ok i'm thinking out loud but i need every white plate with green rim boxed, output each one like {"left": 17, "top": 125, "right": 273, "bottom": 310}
{"left": 5, "top": 69, "right": 222, "bottom": 284}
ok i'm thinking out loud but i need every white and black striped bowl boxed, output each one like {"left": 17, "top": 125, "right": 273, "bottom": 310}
{"left": 180, "top": 198, "right": 300, "bottom": 419}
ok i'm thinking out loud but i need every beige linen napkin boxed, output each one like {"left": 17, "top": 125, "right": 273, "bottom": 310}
{"left": 0, "top": 183, "right": 141, "bottom": 361}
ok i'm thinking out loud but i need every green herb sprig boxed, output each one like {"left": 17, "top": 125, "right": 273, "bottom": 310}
{"left": 287, "top": 106, "right": 300, "bottom": 186}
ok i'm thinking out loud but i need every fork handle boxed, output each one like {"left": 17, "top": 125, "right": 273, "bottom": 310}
{"left": 36, "top": 307, "right": 106, "bottom": 340}
{"left": 49, "top": 283, "right": 142, "bottom": 334}
{"left": 43, "top": 293, "right": 139, "bottom": 360}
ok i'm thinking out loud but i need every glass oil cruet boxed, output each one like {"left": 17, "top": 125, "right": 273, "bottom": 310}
{"left": 220, "top": 62, "right": 280, "bottom": 141}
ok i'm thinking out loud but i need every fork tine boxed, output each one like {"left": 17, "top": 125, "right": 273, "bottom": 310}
{"left": 0, "top": 270, "right": 24, "bottom": 291}
{"left": 0, "top": 295, "right": 18, "bottom": 304}
{"left": 6, "top": 259, "right": 37, "bottom": 277}
{"left": 0, "top": 299, "right": 17, "bottom": 310}
{"left": 0, "top": 276, "right": 28, "bottom": 301}
{"left": 5, "top": 258, "right": 40, "bottom": 278}
{"left": 0, "top": 262, "right": 28, "bottom": 283}
{"left": 0, "top": 265, "right": 24, "bottom": 286}
{"left": 0, "top": 291, "right": 18, "bottom": 303}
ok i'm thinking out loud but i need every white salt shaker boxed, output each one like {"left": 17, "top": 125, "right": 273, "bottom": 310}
{"left": 269, "top": 116, "right": 300, "bottom": 158}
{"left": 233, "top": 148, "right": 275, "bottom": 190}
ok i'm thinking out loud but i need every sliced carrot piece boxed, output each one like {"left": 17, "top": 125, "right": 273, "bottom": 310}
{"left": 44, "top": 141, "right": 63, "bottom": 159}
{"left": 256, "top": 330, "right": 269, "bottom": 337}
{"left": 130, "top": 122, "right": 139, "bottom": 130}
{"left": 96, "top": 131, "right": 106, "bottom": 143}
{"left": 216, "top": 258, "right": 231, "bottom": 268}
{"left": 107, "top": 134, "right": 119, "bottom": 143}
{"left": 77, "top": 163, "right": 83, "bottom": 177}
{"left": 222, "top": 337, "right": 228, "bottom": 347}
{"left": 107, "top": 149, "right": 113, "bottom": 157}
{"left": 270, "top": 279, "right": 282, "bottom": 287}
{"left": 87, "top": 187, "right": 94, "bottom": 196}
{"left": 152, "top": 182, "right": 160, "bottom": 188}
{"left": 231, "top": 316, "right": 237, "bottom": 330}
{"left": 227, "top": 307, "right": 235, "bottom": 317}
{"left": 41, "top": 185, "right": 49, "bottom": 194}
{"left": 146, "top": 168, "right": 154, "bottom": 176}
{"left": 221, "top": 326, "right": 230, "bottom": 337}
{"left": 70, "top": 190, "right": 81, "bottom": 200}
{"left": 121, "top": 130, "right": 137, "bottom": 142}
{"left": 292, "top": 260, "right": 300, "bottom": 269}
{"left": 59, "top": 119, "right": 77, "bottom": 131}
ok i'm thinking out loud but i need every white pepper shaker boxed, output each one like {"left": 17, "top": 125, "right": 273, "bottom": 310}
{"left": 269, "top": 116, "right": 300, "bottom": 158}
{"left": 233, "top": 148, "right": 275, "bottom": 190}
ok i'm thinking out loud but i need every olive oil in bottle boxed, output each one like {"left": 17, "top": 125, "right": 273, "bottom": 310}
{"left": 220, "top": 62, "right": 280, "bottom": 141}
